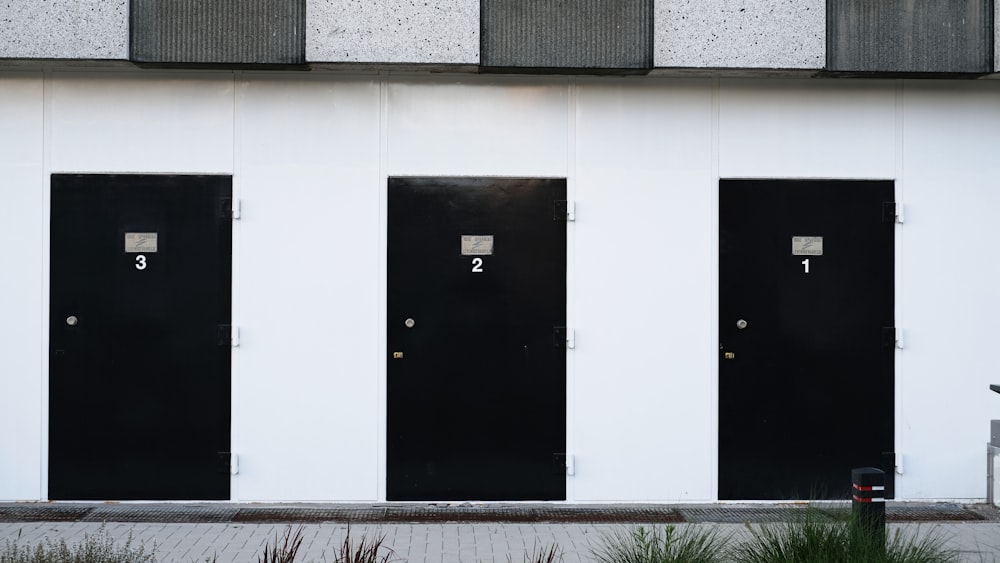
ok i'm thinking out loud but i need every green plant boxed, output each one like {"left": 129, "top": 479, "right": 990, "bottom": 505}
{"left": 258, "top": 526, "right": 304, "bottom": 563}
{"left": 732, "top": 514, "right": 960, "bottom": 563}
{"left": 591, "top": 525, "right": 729, "bottom": 563}
{"left": 333, "top": 526, "right": 396, "bottom": 563}
{"left": 509, "top": 543, "right": 562, "bottom": 563}
{"left": 0, "top": 526, "right": 156, "bottom": 563}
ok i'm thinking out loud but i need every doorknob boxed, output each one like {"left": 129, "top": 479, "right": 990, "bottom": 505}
{"left": 66, "top": 315, "right": 78, "bottom": 326}
{"left": 404, "top": 318, "right": 415, "bottom": 328}
{"left": 736, "top": 319, "right": 748, "bottom": 329}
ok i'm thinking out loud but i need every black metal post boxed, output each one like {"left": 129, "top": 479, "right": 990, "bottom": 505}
{"left": 852, "top": 467, "right": 886, "bottom": 547}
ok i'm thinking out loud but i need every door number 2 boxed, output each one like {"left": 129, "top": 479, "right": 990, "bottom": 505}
{"left": 471, "top": 257, "right": 484, "bottom": 273}
{"left": 801, "top": 258, "right": 809, "bottom": 274}
{"left": 135, "top": 255, "right": 147, "bottom": 270}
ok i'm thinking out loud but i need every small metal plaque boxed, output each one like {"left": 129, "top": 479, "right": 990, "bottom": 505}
{"left": 791, "top": 236, "right": 822, "bottom": 256}
{"left": 125, "top": 232, "right": 158, "bottom": 253}
{"left": 461, "top": 235, "right": 494, "bottom": 256}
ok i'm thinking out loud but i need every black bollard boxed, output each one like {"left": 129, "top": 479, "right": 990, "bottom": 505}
{"left": 852, "top": 467, "right": 886, "bottom": 547}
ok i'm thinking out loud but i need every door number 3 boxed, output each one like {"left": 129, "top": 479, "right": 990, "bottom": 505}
{"left": 135, "top": 255, "right": 147, "bottom": 270}
{"left": 471, "top": 257, "right": 484, "bottom": 273}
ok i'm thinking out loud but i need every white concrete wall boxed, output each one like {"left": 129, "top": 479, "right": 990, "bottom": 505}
{"left": 0, "top": 73, "right": 44, "bottom": 500}
{"left": 1, "top": 70, "right": 998, "bottom": 501}
{"left": 898, "top": 81, "right": 1000, "bottom": 499}
{"left": 573, "top": 78, "right": 715, "bottom": 501}
{"left": 235, "top": 75, "right": 383, "bottom": 501}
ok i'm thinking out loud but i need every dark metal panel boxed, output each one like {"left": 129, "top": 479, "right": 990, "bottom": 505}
{"left": 49, "top": 174, "right": 232, "bottom": 500}
{"left": 386, "top": 177, "right": 567, "bottom": 501}
{"left": 130, "top": 0, "right": 305, "bottom": 65}
{"left": 718, "top": 180, "right": 895, "bottom": 500}
{"left": 828, "top": 0, "right": 993, "bottom": 74}
{"left": 481, "top": 0, "right": 652, "bottom": 72}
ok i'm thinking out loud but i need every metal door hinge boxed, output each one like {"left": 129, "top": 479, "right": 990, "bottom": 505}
{"left": 218, "top": 325, "right": 240, "bottom": 347}
{"left": 217, "top": 452, "right": 233, "bottom": 475}
{"left": 553, "top": 453, "right": 567, "bottom": 476}
{"left": 553, "top": 327, "right": 575, "bottom": 349}
{"left": 554, "top": 200, "right": 576, "bottom": 222}
{"left": 882, "top": 327, "right": 903, "bottom": 349}
{"left": 882, "top": 202, "right": 903, "bottom": 224}
{"left": 218, "top": 198, "right": 241, "bottom": 220}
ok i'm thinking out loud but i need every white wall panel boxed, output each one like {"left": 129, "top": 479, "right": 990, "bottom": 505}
{"left": 898, "top": 81, "right": 1000, "bottom": 499}
{"left": 0, "top": 73, "right": 44, "bottom": 500}
{"left": 387, "top": 77, "right": 568, "bottom": 176}
{"left": 236, "top": 75, "right": 382, "bottom": 501}
{"left": 4, "top": 69, "right": 1000, "bottom": 503}
{"left": 50, "top": 72, "right": 234, "bottom": 173}
{"left": 573, "top": 79, "right": 715, "bottom": 501}
{"left": 719, "top": 79, "right": 896, "bottom": 179}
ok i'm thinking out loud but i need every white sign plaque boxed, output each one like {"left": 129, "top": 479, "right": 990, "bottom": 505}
{"left": 461, "top": 235, "right": 494, "bottom": 256}
{"left": 791, "top": 236, "right": 822, "bottom": 256}
{"left": 125, "top": 232, "right": 158, "bottom": 253}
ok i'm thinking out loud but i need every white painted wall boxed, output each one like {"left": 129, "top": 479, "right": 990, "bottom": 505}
{"left": 898, "top": 81, "right": 1000, "bottom": 499}
{"left": 573, "top": 78, "right": 715, "bottom": 501}
{"left": 0, "top": 73, "right": 44, "bottom": 500}
{"left": 718, "top": 79, "right": 897, "bottom": 179}
{"left": 49, "top": 72, "right": 234, "bottom": 174}
{"left": 235, "top": 75, "right": 382, "bottom": 501}
{"left": 1, "top": 69, "right": 998, "bottom": 502}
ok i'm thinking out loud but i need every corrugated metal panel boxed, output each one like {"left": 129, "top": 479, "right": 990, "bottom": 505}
{"left": 828, "top": 0, "right": 993, "bottom": 74}
{"left": 130, "top": 0, "right": 304, "bottom": 65}
{"left": 481, "top": 0, "right": 652, "bottom": 72}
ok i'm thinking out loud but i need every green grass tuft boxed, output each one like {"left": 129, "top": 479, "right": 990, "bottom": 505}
{"left": 0, "top": 526, "right": 156, "bottom": 563}
{"left": 591, "top": 525, "right": 730, "bottom": 563}
{"left": 732, "top": 512, "right": 961, "bottom": 563}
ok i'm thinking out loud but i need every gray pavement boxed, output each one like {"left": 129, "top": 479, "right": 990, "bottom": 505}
{"left": 0, "top": 507, "right": 998, "bottom": 562}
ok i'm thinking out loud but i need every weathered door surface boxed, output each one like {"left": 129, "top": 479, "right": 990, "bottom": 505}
{"left": 387, "top": 177, "right": 567, "bottom": 501}
{"left": 49, "top": 174, "right": 232, "bottom": 500}
{"left": 719, "top": 179, "right": 894, "bottom": 500}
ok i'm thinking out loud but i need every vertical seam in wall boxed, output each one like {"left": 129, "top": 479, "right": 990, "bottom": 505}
{"left": 230, "top": 69, "right": 243, "bottom": 501}
{"left": 710, "top": 76, "right": 721, "bottom": 501}
{"left": 565, "top": 78, "right": 577, "bottom": 502}
{"left": 40, "top": 67, "right": 52, "bottom": 501}
{"left": 894, "top": 78, "right": 905, "bottom": 489}
{"left": 377, "top": 72, "right": 389, "bottom": 502}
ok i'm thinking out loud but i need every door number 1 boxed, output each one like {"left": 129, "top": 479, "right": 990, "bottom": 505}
{"left": 801, "top": 258, "right": 810, "bottom": 274}
{"left": 135, "top": 255, "right": 147, "bottom": 270}
{"left": 471, "top": 257, "right": 484, "bottom": 273}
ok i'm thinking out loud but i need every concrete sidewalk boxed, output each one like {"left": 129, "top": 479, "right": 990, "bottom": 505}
{"left": 0, "top": 505, "right": 998, "bottom": 563}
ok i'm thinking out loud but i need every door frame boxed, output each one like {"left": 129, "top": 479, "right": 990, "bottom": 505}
{"left": 383, "top": 176, "right": 571, "bottom": 501}
{"left": 714, "top": 177, "right": 900, "bottom": 500}
{"left": 45, "top": 172, "right": 235, "bottom": 501}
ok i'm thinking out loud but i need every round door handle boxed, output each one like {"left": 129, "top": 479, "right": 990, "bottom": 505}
{"left": 66, "top": 315, "right": 79, "bottom": 326}
{"left": 736, "top": 319, "right": 748, "bottom": 330}
{"left": 404, "top": 318, "right": 415, "bottom": 328}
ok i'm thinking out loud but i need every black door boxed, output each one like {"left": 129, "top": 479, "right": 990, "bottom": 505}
{"left": 49, "top": 174, "right": 232, "bottom": 500}
{"left": 719, "top": 179, "right": 894, "bottom": 500}
{"left": 387, "top": 177, "right": 567, "bottom": 501}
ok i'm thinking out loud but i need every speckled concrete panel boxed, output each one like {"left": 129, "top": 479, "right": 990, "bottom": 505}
{"left": 655, "top": 0, "right": 824, "bottom": 69}
{"left": 307, "top": 0, "right": 478, "bottom": 63}
{"left": 0, "top": 0, "right": 127, "bottom": 59}
{"left": 995, "top": 0, "right": 999, "bottom": 72}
